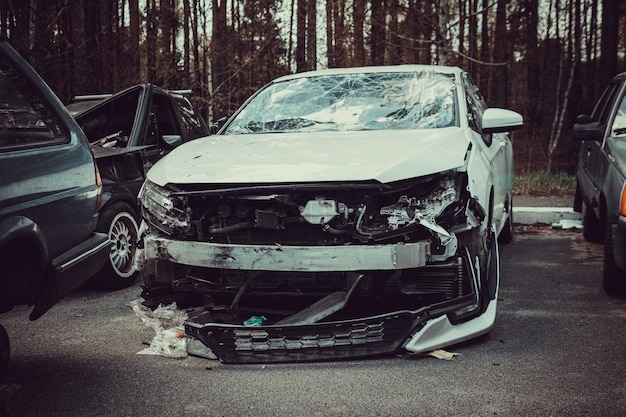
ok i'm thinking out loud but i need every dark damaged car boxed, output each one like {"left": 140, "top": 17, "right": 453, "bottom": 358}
{"left": 136, "top": 66, "right": 524, "bottom": 363}
{"left": 70, "top": 84, "right": 210, "bottom": 289}
{"left": 574, "top": 72, "right": 626, "bottom": 296}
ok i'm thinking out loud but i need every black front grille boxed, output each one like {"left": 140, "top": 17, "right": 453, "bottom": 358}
{"left": 398, "top": 259, "right": 466, "bottom": 299}
{"left": 186, "top": 311, "right": 422, "bottom": 363}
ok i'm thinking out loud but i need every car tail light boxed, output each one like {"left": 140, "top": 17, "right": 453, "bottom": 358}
{"left": 621, "top": 183, "right": 626, "bottom": 216}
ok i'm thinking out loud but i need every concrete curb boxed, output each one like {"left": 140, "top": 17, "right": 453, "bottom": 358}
{"left": 513, "top": 207, "right": 581, "bottom": 225}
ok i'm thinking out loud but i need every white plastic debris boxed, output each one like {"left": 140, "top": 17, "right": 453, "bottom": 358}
{"left": 551, "top": 219, "right": 583, "bottom": 230}
{"left": 427, "top": 349, "right": 460, "bottom": 360}
{"left": 130, "top": 299, "right": 189, "bottom": 358}
{"left": 413, "top": 349, "right": 460, "bottom": 360}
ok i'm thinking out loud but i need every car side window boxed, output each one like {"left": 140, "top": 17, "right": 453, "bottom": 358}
{"left": 609, "top": 92, "right": 626, "bottom": 137}
{"left": 151, "top": 94, "right": 181, "bottom": 144}
{"left": 174, "top": 96, "right": 207, "bottom": 140}
{"left": 78, "top": 88, "right": 140, "bottom": 147}
{"left": 0, "top": 53, "right": 69, "bottom": 151}
{"left": 592, "top": 82, "right": 621, "bottom": 124}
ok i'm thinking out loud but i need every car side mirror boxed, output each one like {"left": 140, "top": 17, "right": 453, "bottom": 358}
{"left": 161, "top": 134, "right": 183, "bottom": 149}
{"left": 482, "top": 108, "right": 524, "bottom": 134}
{"left": 573, "top": 118, "right": 604, "bottom": 141}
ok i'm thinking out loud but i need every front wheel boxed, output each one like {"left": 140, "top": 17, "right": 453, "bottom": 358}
{"left": 602, "top": 220, "right": 626, "bottom": 297}
{"left": 93, "top": 202, "right": 140, "bottom": 290}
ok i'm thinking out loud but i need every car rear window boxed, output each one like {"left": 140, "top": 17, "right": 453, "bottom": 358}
{"left": 0, "top": 54, "right": 69, "bottom": 151}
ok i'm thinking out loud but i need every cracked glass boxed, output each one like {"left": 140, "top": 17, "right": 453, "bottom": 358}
{"left": 224, "top": 70, "right": 457, "bottom": 134}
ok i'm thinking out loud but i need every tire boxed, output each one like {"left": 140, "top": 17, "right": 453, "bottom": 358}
{"left": 93, "top": 202, "right": 140, "bottom": 290}
{"left": 498, "top": 198, "right": 514, "bottom": 245}
{"left": 582, "top": 201, "right": 603, "bottom": 243}
{"left": 602, "top": 220, "right": 626, "bottom": 297}
{"left": 0, "top": 325, "right": 9, "bottom": 381}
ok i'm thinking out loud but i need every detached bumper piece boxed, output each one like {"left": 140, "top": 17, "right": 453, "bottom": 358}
{"left": 185, "top": 310, "right": 422, "bottom": 364}
{"left": 184, "top": 289, "right": 484, "bottom": 364}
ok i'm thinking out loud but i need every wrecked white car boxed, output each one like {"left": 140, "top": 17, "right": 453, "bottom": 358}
{"left": 136, "top": 66, "right": 523, "bottom": 363}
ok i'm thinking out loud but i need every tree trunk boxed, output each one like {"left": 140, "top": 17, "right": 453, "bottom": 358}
{"left": 547, "top": 1, "right": 577, "bottom": 173}
{"left": 296, "top": 0, "right": 307, "bottom": 72}
{"left": 306, "top": 0, "right": 316, "bottom": 70}
{"left": 491, "top": 0, "right": 508, "bottom": 107}
{"left": 599, "top": 0, "right": 618, "bottom": 87}
{"left": 479, "top": 0, "right": 489, "bottom": 85}
{"left": 353, "top": 0, "right": 365, "bottom": 66}
{"left": 183, "top": 0, "right": 190, "bottom": 84}
{"left": 436, "top": 0, "right": 449, "bottom": 65}
{"left": 129, "top": 0, "right": 140, "bottom": 83}
{"left": 326, "top": 0, "right": 334, "bottom": 68}
{"left": 288, "top": 0, "right": 295, "bottom": 70}
{"left": 146, "top": 0, "right": 157, "bottom": 82}
{"left": 370, "top": 0, "right": 385, "bottom": 65}
{"left": 211, "top": 0, "right": 228, "bottom": 91}
{"left": 524, "top": 0, "right": 540, "bottom": 148}
{"left": 468, "top": 0, "right": 477, "bottom": 74}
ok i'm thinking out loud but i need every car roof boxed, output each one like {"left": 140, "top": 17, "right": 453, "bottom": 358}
{"left": 272, "top": 65, "right": 463, "bottom": 83}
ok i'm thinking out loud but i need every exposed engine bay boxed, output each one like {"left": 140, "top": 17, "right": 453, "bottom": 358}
{"left": 136, "top": 170, "right": 498, "bottom": 363}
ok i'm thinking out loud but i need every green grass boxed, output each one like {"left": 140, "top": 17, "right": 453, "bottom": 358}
{"left": 513, "top": 169, "right": 576, "bottom": 197}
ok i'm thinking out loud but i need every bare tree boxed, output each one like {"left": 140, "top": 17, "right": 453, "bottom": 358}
{"left": 307, "top": 0, "right": 317, "bottom": 69}
{"left": 547, "top": 0, "right": 578, "bottom": 172}
{"left": 490, "top": 0, "right": 509, "bottom": 107}
{"left": 599, "top": 0, "right": 619, "bottom": 87}
{"left": 370, "top": 0, "right": 385, "bottom": 65}
{"left": 296, "top": 0, "right": 307, "bottom": 71}
{"left": 353, "top": 0, "right": 366, "bottom": 66}
{"left": 128, "top": 0, "right": 141, "bottom": 83}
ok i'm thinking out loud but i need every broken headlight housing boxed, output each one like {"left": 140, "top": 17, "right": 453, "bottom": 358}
{"left": 355, "top": 172, "right": 465, "bottom": 242}
{"left": 138, "top": 180, "right": 190, "bottom": 234}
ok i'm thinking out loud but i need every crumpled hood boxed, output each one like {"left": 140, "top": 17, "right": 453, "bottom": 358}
{"left": 147, "top": 128, "right": 470, "bottom": 186}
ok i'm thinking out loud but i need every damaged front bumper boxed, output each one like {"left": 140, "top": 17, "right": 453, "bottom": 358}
{"left": 184, "top": 291, "right": 497, "bottom": 364}
{"left": 138, "top": 227, "right": 499, "bottom": 364}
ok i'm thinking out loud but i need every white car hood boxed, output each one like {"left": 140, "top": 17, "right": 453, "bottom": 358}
{"left": 147, "top": 128, "right": 470, "bottom": 186}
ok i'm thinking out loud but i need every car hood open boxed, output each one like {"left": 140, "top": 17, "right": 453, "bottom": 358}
{"left": 147, "top": 128, "right": 470, "bottom": 186}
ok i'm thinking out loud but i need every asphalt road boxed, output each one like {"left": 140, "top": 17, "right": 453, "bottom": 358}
{"left": 1, "top": 226, "right": 625, "bottom": 417}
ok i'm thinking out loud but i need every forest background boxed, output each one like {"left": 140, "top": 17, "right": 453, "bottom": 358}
{"left": 1, "top": 0, "right": 625, "bottom": 177}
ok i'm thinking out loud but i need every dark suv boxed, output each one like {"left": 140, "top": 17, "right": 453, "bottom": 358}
{"left": 574, "top": 72, "right": 626, "bottom": 296}
{"left": 0, "top": 40, "right": 110, "bottom": 375}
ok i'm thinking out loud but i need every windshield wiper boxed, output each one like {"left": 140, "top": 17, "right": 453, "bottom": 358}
{"left": 613, "top": 127, "right": 626, "bottom": 136}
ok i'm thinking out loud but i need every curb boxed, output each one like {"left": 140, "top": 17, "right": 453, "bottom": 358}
{"left": 513, "top": 207, "right": 581, "bottom": 226}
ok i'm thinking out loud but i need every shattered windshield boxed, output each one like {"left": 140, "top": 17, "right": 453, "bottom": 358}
{"left": 224, "top": 70, "right": 457, "bottom": 134}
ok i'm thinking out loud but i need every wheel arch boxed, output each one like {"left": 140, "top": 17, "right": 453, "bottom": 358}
{"left": 0, "top": 216, "right": 49, "bottom": 304}
{"left": 99, "top": 191, "right": 140, "bottom": 219}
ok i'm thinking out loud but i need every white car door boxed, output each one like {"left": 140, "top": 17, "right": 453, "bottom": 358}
{"left": 462, "top": 74, "right": 510, "bottom": 232}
